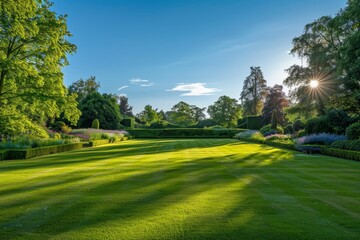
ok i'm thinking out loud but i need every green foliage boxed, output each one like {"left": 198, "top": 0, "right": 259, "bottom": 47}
{"left": 0, "top": 0, "right": 81, "bottom": 137}
{"left": 292, "top": 119, "right": 305, "bottom": 132}
{"left": 7, "top": 143, "right": 83, "bottom": 160}
{"left": 330, "top": 139, "right": 360, "bottom": 151}
{"left": 262, "top": 85, "right": 289, "bottom": 125}
{"left": 305, "top": 117, "right": 331, "bottom": 134}
{"left": 321, "top": 147, "right": 360, "bottom": 161}
{"left": 166, "top": 102, "right": 205, "bottom": 127}
{"left": 240, "top": 67, "right": 268, "bottom": 116}
{"left": 284, "top": 125, "right": 294, "bottom": 134}
{"left": 68, "top": 76, "right": 100, "bottom": 102}
{"left": 128, "top": 129, "right": 244, "bottom": 138}
{"left": 259, "top": 124, "right": 284, "bottom": 136}
{"left": 195, "top": 119, "right": 217, "bottom": 128}
{"left": 237, "top": 115, "right": 263, "bottom": 130}
{"left": 78, "top": 93, "right": 122, "bottom": 130}
{"left": 118, "top": 95, "right": 134, "bottom": 117}
{"left": 346, "top": 121, "right": 360, "bottom": 140}
{"left": 121, "top": 118, "right": 135, "bottom": 128}
{"left": 92, "top": 119, "right": 100, "bottom": 129}
{"left": 208, "top": 96, "right": 242, "bottom": 128}
{"left": 271, "top": 109, "right": 278, "bottom": 130}
{"left": 297, "top": 130, "right": 306, "bottom": 138}
{"left": 136, "top": 105, "right": 159, "bottom": 126}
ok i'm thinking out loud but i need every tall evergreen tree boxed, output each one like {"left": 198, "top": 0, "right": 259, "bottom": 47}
{"left": 240, "top": 67, "right": 268, "bottom": 116}
{"left": 118, "top": 95, "right": 133, "bottom": 117}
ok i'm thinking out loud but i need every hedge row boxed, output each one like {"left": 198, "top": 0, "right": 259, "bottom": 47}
{"left": 0, "top": 150, "right": 9, "bottom": 161}
{"left": 320, "top": 147, "right": 360, "bottom": 161}
{"left": 128, "top": 128, "right": 245, "bottom": 138}
{"left": 237, "top": 139, "right": 359, "bottom": 161}
{"left": 87, "top": 137, "right": 129, "bottom": 147}
{"left": 6, "top": 143, "right": 84, "bottom": 160}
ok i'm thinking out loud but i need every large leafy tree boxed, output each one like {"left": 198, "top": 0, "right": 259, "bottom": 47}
{"left": 68, "top": 76, "right": 100, "bottom": 102}
{"left": 208, "top": 96, "right": 242, "bottom": 128}
{"left": 262, "top": 85, "right": 289, "bottom": 126}
{"left": 0, "top": 0, "right": 80, "bottom": 136}
{"left": 240, "top": 67, "right": 268, "bottom": 116}
{"left": 118, "top": 95, "right": 133, "bottom": 117}
{"left": 136, "top": 105, "right": 159, "bottom": 125}
{"left": 284, "top": 0, "right": 360, "bottom": 116}
{"left": 167, "top": 101, "right": 206, "bottom": 127}
{"left": 78, "top": 93, "right": 122, "bottom": 130}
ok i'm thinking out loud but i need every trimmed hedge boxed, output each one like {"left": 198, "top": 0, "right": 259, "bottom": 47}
{"left": 6, "top": 143, "right": 83, "bottom": 160}
{"left": 320, "top": 147, "right": 360, "bottom": 161}
{"left": 128, "top": 128, "right": 245, "bottom": 138}
{"left": 0, "top": 150, "right": 9, "bottom": 161}
{"left": 121, "top": 118, "right": 135, "bottom": 128}
{"left": 88, "top": 137, "right": 129, "bottom": 147}
{"left": 238, "top": 116, "right": 262, "bottom": 130}
{"left": 330, "top": 139, "right": 360, "bottom": 151}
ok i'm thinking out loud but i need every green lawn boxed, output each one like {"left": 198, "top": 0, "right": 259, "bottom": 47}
{"left": 0, "top": 139, "right": 359, "bottom": 240}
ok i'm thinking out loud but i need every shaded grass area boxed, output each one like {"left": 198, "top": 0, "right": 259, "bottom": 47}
{"left": 0, "top": 139, "right": 359, "bottom": 240}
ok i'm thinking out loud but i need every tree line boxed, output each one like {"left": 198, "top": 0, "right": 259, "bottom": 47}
{"left": 0, "top": 0, "right": 359, "bottom": 137}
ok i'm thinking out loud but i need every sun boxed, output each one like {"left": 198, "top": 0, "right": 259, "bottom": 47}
{"left": 310, "top": 80, "right": 319, "bottom": 88}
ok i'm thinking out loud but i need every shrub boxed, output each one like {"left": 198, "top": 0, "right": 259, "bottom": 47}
{"left": 305, "top": 117, "right": 331, "bottom": 134}
{"left": 292, "top": 119, "right": 305, "bottom": 132}
{"left": 297, "top": 130, "right": 306, "bottom": 138}
{"left": 259, "top": 124, "right": 284, "bottom": 136}
{"left": 326, "top": 109, "right": 351, "bottom": 134}
{"left": 54, "top": 133, "right": 61, "bottom": 139}
{"left": 53, "top": 121, "right": 66, "bottom": 132}
{"left": 234, "top": 130, "right": 265, "bottom": 142}
{"left": 284, "top": 124, "right": 294, "bottom": 134}
{"left": 61, "top": 125, "right": 72, "bottom": 134}
{"left": 92, "top": 119, "right": 100, "bottom": 129}
{"left": 330, "top": 139, "right": 360, "bottom": 151}
{"left": 346, "top": 121, "right": 360, "bottom": 140}
{"left": 149, "top": 120, "right": 169, "bottom": 129}
{"left": 196, "top": 119, "right": 217, "bottom": 128}
{"left": 121, "top": 118, "right": 135, "bottom": 128}
{"left": 271, "top": 110, "right": 278, "bottom": 130}
{"left": 295, "top": 133, "right": 346, "bottom": 146}
{"left": 265, "top": 134, "right": 292, "bottom": 141}
{"left": 238, "top": 115, "right": 262, "bottom": 130}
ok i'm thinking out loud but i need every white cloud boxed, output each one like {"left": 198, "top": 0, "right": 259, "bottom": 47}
{"left": 129, "top": 78, "right": 154, "bottom": 87}
{"left": 168, "top": 83, "right": 221, "bottom": 96}
{"left": 117, "top": 85, "right": 129, "bottom": 91}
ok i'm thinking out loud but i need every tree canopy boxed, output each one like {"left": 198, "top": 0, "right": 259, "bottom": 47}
{"left": 0, "top": 0, "right": 80, "bottom": 136}
{"left": 208, "top": 96, "right": 242, "bottom": 128}
{"left": 240, "top": 67, "right": 268, "bottom": 116}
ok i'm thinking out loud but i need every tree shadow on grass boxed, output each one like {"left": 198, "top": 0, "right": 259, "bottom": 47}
{"left": 1, "top": 140, "right": 359, "bottom": 239}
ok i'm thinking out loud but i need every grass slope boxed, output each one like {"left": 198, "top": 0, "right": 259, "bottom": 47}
{"left": 0, "top": 139, "right": 359, "bottom": 240}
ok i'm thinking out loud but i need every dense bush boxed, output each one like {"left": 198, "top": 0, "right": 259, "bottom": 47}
{"left": 195, "top": 119, "right": 217, "bottom": 128}
{"left": 305, "top": 117, "right": 331, "bottom": 134}
{"left": 121, "top": 118, "right": 135, "bottom": 128}
{"left": 346, "top": 121, "right": 360, "bottom": 140}
{"left": 284, "top": 124, "right": 294, "bottom": 134}
{"left": 238, "top": 116, "right": 262, "bottom": 130}
{"left": 70, "top": 129, "right": 129, "bottom": 141}
{"left": 149, "top": 120, "right": 169, "bottom": 129}
{"left": 92, "top": 119, "right": 100, "bottom": 129}
{"left": 259, "top": 124, "right": 284, "bottom": 136}
{"left": 265, "top": 134, "right": 292, "bottom": 141}
{"left": 0, "top": 136, "right": 80, "bottom": 149}
{"left": 292, "top": 119, "right": 305, "bottom": 132}
{"left": 295, "top": 133, "right": 346, "bottom": 146}
{"left": 330, "top": 139, "right": 360, "bottom": 151}
{"left": 326, "top": 109, "right": 351, "bottom": 134}
{"left": 234, "top": 130, "right": 265, "bottom": 141}
{"left": 297, "top": 130, "right": 306, "bottom": 138}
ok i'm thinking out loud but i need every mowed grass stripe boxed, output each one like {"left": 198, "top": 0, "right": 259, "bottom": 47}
{"left": 0, "top": 139, "right": 359, "bottom": 240}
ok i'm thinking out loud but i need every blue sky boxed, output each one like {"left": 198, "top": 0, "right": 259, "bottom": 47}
{"left": 52, "top": 0, "right": 346, "bottom": 114}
